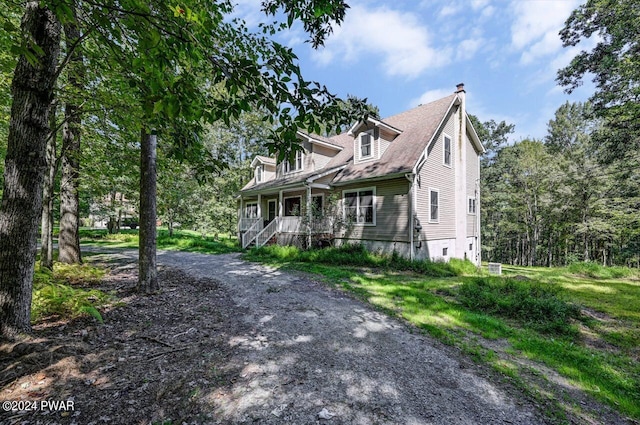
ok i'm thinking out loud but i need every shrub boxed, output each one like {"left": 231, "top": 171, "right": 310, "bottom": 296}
{"left": 457, "top": 277, "right": 581, "bottom": 336}
{"left": 32, "top": 263, "right": 111, "bottom": 323}
{"left": 247, "top": 244, "right": 476, "bottom": 277}
{"left": 567, "top": 261, "right": 637, "bottom": 279}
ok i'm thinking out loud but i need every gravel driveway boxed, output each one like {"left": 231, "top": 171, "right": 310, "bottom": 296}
{"left": 140, "top": 249, "right": 543, "bottom": 425}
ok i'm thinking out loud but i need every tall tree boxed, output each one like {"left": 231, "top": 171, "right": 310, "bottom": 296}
{"left": 558, "top": 0, "right": 640, "bottom": 162}
{"left": 0, "top": 0, "right": 368, "bottom": 336}
{"left": 58, "top": 11, "right": 85, "bottom": 264}
{"left": 40, "top": 103, "right": 58, "bottom": 270}
{"left": 0, "top": 2, "right": 61, "bottom": 336}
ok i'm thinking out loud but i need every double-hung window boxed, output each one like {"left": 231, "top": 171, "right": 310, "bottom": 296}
{"left": 344, "top": 188, "right": 375, "bottom": 225}
{"left": 245, "top": 203, "right": 258, "bottom": 219}
{"left": 443, "top": 135, "right": 452, "bottom": 166}
{"left": 360, "top": 133, "right": 372, "bottom": 159}
{"left": 284, "top": 151, "right": 303, "bottom": 173}
{"left": 468, "top": 197, "right": 476, "bottom": 214}
{"left": 429, "top": 189, "right": 439, "bottom": 222}
{"left": 255, "top": 165, "right": 263, "bottom": 183}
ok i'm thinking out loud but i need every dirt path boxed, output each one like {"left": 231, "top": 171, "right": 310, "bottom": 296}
{"left": 2, "top": 249, "right": 549, "bottom": 424}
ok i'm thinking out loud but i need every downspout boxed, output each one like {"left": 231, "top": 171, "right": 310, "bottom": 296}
{"left": 405, "top": 173, "right": 415, "bottom": 260}
{"left": 406, "top": 151, "right": 428, "bottom": 261}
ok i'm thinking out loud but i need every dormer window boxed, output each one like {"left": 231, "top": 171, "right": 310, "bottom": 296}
{"left": 255, "top": 165, "right": 263, "bottom": 183}
{"left": 284, "top": 150, "right": 304, "bottom": 173}
{"left": 360, "top": 133, "right": 372, "bottom": 158}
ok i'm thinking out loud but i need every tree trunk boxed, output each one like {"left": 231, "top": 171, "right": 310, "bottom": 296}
{"left": 58, "top": 18, "right": 84, "bottom": 265}
{"left": 0, "top": 3, "right": 61, "bottom": 337}
{"left": 40, "top": 105, "right": 58, "bottom": 270}
{"left": 138, "top": 130, "right": 158, "bottom": 293}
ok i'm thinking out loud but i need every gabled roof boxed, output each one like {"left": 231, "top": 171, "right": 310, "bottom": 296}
{"left": 348, "top": 116, "right": 403, "bottom": 137}
{"left": 332, "top": 94, "right": 458, "bottom": 185}
{"left": 250, "top": 155, "right": 276, "bottom": 168}
{"left": 297, "top": 131, "right": 344, "bottom": 151}
{"left": 241, "top": 90, "right": 482, "bottom": 192}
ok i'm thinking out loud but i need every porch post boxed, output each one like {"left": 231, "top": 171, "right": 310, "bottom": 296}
{"left": 257, "top": 194, "right": 262, "bottom": 219}
{"left": 278, "top": 190, "right": 283, "bottom": 232}
{"left": 306, "top": 184, "right": 312, "bottom": 249}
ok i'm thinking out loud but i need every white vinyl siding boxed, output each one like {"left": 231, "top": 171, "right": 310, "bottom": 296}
{"left": 378, "top": 127, "right": 395, "bottom": 158}
{"left": 466, "top": 132, "right": 481, "bottom": 236}
{"left": 416, "top": 110, "right": 456, "bottom": 240}
{"left": 312, "top": 144, "right": 337, "bottom": 170}
{"left": 336, "top": 178, "right": 410, "bottom": 242}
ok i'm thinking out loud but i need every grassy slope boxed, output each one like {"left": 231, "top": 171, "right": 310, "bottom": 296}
{"left": 245, "top": 246, "right": 640, "bottom": 422}
{"left": 72, "top": 233, "right": 639, "bottom": 421}
{"left": 79, "top": 228, "right": 240, "bottom": 254}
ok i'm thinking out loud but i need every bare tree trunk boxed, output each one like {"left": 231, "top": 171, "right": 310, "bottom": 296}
{"left": 58, "top": 17, "right": 84, "bottom": 265}
{"left": 40, "top": 105, "right": 58, "bottom": 270}
{"left": 0, "top": 3, "right": 61, "bottom": 337}
{"left": 138, "top": 130, "right": 158, "bottom": 293}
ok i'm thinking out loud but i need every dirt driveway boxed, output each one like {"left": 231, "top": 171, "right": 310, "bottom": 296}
{"left": 2, "top": 249, "right": 547, "bottom": 424}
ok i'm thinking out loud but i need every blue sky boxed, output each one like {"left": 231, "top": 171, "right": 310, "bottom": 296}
{"left": 235, "top": 0, "right": 594, "bottom": 142}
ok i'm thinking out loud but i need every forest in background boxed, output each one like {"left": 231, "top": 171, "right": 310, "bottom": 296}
{"left": 1, "top": 49, "right": 639, "bottom": 269}
{"left": 0, "top": 0, "right": 640, "bottom": 312}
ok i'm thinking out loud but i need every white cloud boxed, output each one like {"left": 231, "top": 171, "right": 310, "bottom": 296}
{"left": 510, "top": 0, "right": 581, "bottom": 64}
{"left": 313, "top": 4, "right": 450, "bottom": 79}
{"left": 409, "top": 88, "right": 454, "bottom": 108}
{"left": 230, "top": 0, "right": 265, "bottom": 28}
{"left": 456, "top": 38, "right": 484, "bottom": 60}
{"left": 480, "top": 5, "right": 495, "bottom": 19}
{"left": 471, "top": 0, "right": 490, "bottom": 10}
{"left": 439, "top": 5, "right": 460, "bottom": 17}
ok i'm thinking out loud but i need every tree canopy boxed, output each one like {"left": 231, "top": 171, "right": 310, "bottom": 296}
{"left": 557, "top": 0, "right": 640, "bottom": 162}
{"left": 0, "top": 0, "right": 369, "bottom": 336}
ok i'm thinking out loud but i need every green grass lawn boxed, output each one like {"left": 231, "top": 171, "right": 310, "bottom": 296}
{"left": 245, "top": 245, "right": 640, "bottom": 422}
{"left": 79, "top": 228, "right": 240, "bottom": 254}
{"left": 69, "top": 233, "right": 639, "bottom": 421}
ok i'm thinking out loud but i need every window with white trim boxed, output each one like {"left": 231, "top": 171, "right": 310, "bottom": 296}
{"left": 429, "top": 189, "right": 439, "bottom": 223}
{"left": 284, "top": 196, "right": 301, "bottom": 216}
{"left": 360, "top": 133, "right": 372, "bottom": 159}
{"left": 468, "top": 197, "right": 476, "bottom": 214}
{"left": 255, "top": 165, "right": 263, "bottom": 183}
{"left": 443, "top": 135, "right": 452, "bottom": 166}
{"left": 284, "top": 151, "right": 304, "bottom": 173}
{"left": 244, "top": 203, "right": 258, "bottom": 219}
{"left": 343, "top": 188, "right": 375, "bottom": 225}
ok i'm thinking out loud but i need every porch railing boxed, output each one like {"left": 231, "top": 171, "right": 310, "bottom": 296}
{"left": 309, "top": 217, "right": 333, "bottom": 234}
{"left": 255, "top": 217, "right": 280, "bottom": 248}
{"left": 280, "top": 216, "right": 302, "bottom": 233}
{"left": 241, "top": 219, "right": 263, "bottom": 249}
{"left": 239, "top": 217, "right": 260, "bottom": 232}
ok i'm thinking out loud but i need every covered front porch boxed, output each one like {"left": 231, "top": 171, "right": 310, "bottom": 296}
{"left": 238, "top": 185, "right": 333, "bottom": 249}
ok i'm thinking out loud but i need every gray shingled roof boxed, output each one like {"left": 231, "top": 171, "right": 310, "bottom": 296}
{"left": 241, "top": 93, "right": 460, "bottom": 192}
{"left": 332, "top": 94, "right": 457, "bottom": 184}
